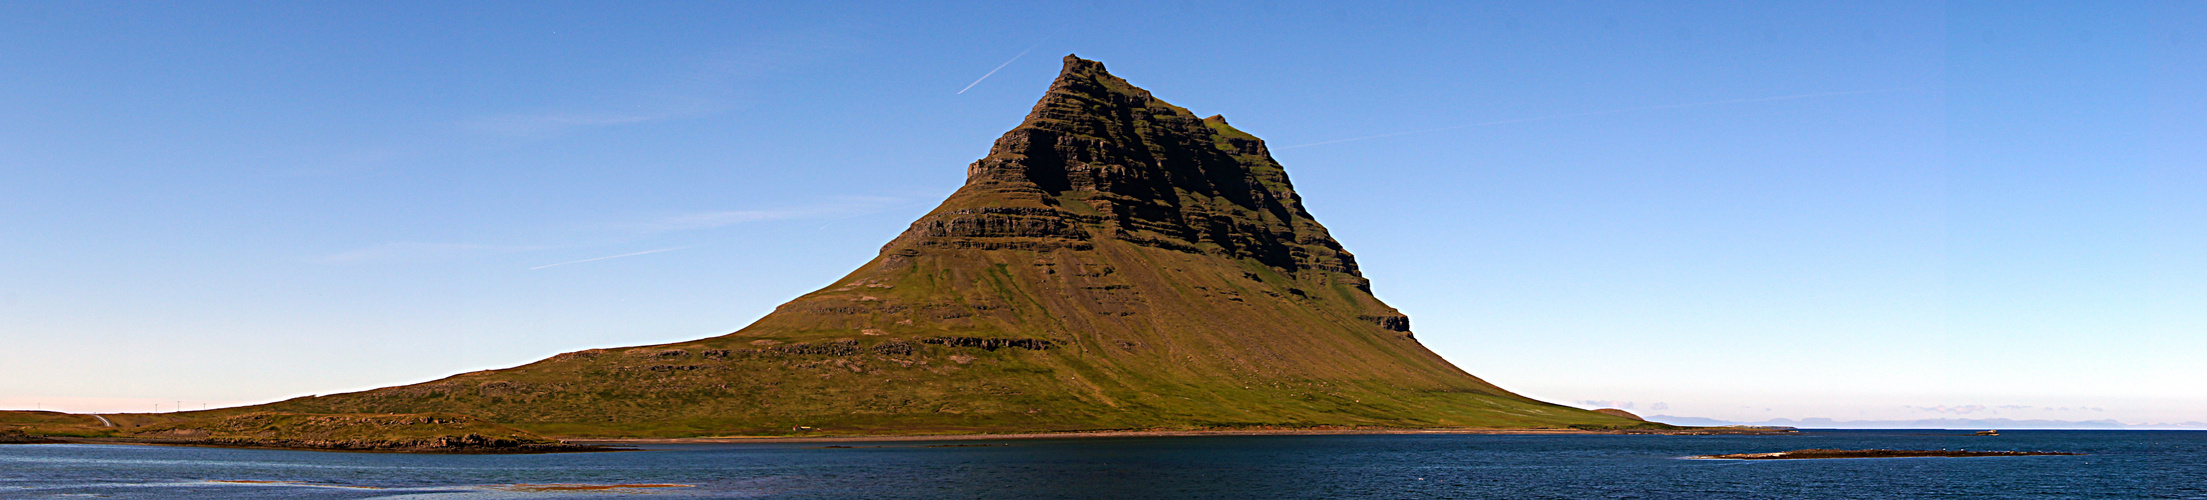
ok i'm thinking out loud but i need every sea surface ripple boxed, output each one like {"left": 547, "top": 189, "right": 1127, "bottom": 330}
{"left": 2, "top": 430, "right": 2200, "bottom": 499}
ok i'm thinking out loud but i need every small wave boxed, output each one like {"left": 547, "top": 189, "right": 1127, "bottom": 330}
{"left": 490, "top": 483, "right": 695, "bottom": 492}
{"left": 205, "top": 480, "right": 386, "bottom": 490}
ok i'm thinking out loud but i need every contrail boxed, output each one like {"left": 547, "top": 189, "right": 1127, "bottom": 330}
{"left": 1278, "top": 88, "right": 1917, "bottom": 149}
{"left": 957, "top": 34, "right": 1056, "bottom": 95}
{"left": 530, "top": 245, "right": 696, "bottom": 270}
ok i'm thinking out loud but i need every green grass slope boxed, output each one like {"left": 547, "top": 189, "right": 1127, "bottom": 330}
{"left": 267, "top": 241, "right": 1647, "bottom": 437}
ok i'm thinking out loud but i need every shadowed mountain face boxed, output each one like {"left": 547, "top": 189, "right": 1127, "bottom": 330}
{"left": 935, "top": 56, "right": 1360, "bottom": 280}
{"left": 264, "top": 56, "right": 1644, "bottom": 437}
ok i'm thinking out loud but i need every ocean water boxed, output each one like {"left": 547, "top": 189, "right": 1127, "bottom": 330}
{"left": 2, "top": 430, "right": 2200, "bottom": 499}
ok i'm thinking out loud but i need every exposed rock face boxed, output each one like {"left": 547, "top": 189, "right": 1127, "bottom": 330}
{"left": 896, "top": 56, "right": 1364, "bottom": 283}
{"left": 921, "top": 337, "right": 1055, "bottom": 351}
{"left": 786, "top": 55, "right": 1402, "bottom": 331}
{"left": 260, "top": 55, "right": 1647, "bottom": 436}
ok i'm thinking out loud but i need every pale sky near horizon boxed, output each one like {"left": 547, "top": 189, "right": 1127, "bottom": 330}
{"left": 3, "top": 1, "right": 2200, "bottom": 426}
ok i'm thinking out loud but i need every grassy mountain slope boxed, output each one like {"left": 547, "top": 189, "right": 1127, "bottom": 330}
{"left": 258, "top": 55, "right": 1650, "bottom": 437}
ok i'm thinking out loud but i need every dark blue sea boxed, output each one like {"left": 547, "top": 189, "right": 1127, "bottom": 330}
{"left": 3, "top": 430, "right": 2200, "bottom": 499}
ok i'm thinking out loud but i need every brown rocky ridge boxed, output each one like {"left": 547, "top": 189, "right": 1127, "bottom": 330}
{"left": 69, "top": 55, "right": 1659, "bottom": 440}
{"left": 1593, "top": 408, "right": 1645, "bottom": 421}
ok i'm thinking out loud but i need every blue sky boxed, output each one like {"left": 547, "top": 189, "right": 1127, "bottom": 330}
{"left": 3, "top": 1, "right": 2199, "bottom": 426}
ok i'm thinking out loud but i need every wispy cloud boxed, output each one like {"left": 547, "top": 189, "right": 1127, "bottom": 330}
{"left": 1279, "top": 88, "right": 1921, "bottom": 149}
{"left": 455, "top": 32, "right": 860, "bottom": 140}
{"left": 272, "top": 29, "right": 870, "bottom": 180}
{"left": 321, "top": 242, "right": 550, "bottom": 264}
{"left": 459, "top": 111, "right": 691, "bottom": 138}
{"left": 530, "top": 245, "right": 697, "bottom": 270}
{"left": 638, "top": 209, "right": 813, "bottom": 233}
{"left": 322, "top": 196, "right": 912, "bottom": 266}
{"left": 629, "top": 196, "right": 911, "bottom": 233}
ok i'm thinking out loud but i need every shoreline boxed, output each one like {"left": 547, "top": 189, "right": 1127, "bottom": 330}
{"left": 35, "top": 437, "right": 621, "bottom": 454}
{"left": 1691, "top": 448, "right": 2079, "bottom": 460}
{"left": 9, "top": 426, "right": 1796, "bottom": 453}
{"left": 570, "top": 426, "right": 1795, "bottom": 445}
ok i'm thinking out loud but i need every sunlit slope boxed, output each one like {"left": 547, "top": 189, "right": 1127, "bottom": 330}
{"left": 262, "top": 55, "right": 1650, "bottom": 437}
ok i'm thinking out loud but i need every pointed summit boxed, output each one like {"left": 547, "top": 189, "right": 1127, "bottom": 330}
{"left": 938, "top": 54, "right": 1359, "bottom": 282}
{"left": 258, "top": 56, "right": 1649, "bottom": 436}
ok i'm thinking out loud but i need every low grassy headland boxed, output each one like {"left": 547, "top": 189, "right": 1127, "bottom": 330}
{"left": 0, "top": 410, "right": 118, "bottom": 439}
{"left": 0, "top": 410, "right": 605, "bottom": 453}
{"left": 1695, "top": 449, "right": 2079, "bottom": 460}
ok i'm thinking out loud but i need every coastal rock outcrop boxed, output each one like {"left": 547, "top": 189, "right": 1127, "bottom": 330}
{"left": 0, "top": 429, "right": 63, "bottom": 444}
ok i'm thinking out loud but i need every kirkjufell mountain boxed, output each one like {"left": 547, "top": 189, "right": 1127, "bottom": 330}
{"left": 262, "top": 55, "right": 1645, "bottom": 436}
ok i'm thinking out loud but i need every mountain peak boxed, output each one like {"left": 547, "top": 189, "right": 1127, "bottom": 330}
{"left": 1053, "top": 54, "right": 1120, "bottom": 89}
{"left": 1061, "top": 53, "right": 1105, "bottom": 72}
{"left": 937, "top": 55, "right": 1357, "bottom": 281}
{"left": 254, "top": 56, "right": 1644, "bottom": 437}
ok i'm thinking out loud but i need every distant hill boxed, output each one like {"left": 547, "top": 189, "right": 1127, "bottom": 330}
{"left": 243, "top": 55, "right": 1647, "bottom": 438}
{"left": 1644, "top": 415, "right": 2206, "bottom": 430}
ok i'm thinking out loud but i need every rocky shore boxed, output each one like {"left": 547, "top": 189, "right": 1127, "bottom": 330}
{"left": 0, "top": 429, "right": 65, "bottom": 444}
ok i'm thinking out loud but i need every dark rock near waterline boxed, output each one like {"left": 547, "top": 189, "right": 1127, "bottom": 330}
{"left": 0, "top": 429, "right": 64, "bottom": 444}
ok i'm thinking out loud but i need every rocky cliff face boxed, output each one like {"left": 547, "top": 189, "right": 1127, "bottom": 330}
{"left": 903, "top": 56, "right": 1362, "bottom": 281}
{"left": 776, "top": 55, "right": 1403, "bottom": 337}
{"left": 263, "top": 55, "right": 1647, "bottom": 436}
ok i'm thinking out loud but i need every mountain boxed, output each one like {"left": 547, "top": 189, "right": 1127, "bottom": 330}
{"left": 258, "top": 55, "right": 1647, "bottom": 437}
